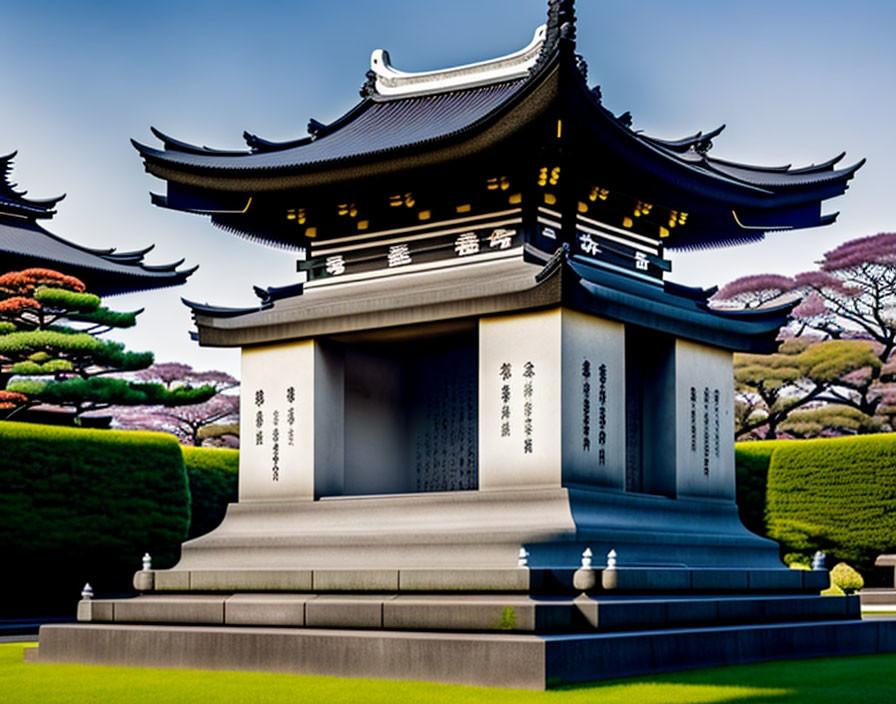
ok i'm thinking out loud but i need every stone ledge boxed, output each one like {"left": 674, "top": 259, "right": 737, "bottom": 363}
{"left": 76, "top": 592, "right": 861, "bottom": 633}
{"left": 545, "top": 619, "right": 896, "bottom": 686}
{"left": 36, "top": 618, "right": 896, "bottom": 688}
{"left": 36, "top": 624, "right": 546, "bottom": 689}
{"left": 306, "top": 595, "right": 395, "bottom": 628}
{"left": 137, "top": 566, "right": 823, "bottom": 595}
{"left": 860, "top": 590, "right": 896, "bottom": 606}
{"left": 224, "top": 594, "right": 310, "bottom": 626}
{"left": 312, "top": 570, "right": 399, "bottom": 591}
{"left": 113, "top": 595, "right": 227, "bottom": 625}
{"left": 398, "top": 568, "right": 530, "bottom": 592}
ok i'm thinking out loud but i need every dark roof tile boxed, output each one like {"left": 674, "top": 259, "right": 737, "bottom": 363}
{"left": 136, "top": 80, "right": 526, "bottom": 172}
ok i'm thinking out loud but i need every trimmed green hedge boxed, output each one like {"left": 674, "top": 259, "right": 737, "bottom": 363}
{"left": 182, "top": 446, "right": 238, "bottom": 539}
{"left": 765, "top": 434, "right": 896, "bottom": 569}
{"left": 734, "top": 440, "right": 791, "bottom": 536}
{"left": 0, "top": 421, "right": 189, "bottom": 612}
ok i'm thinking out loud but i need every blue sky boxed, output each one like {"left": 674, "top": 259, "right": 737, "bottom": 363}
{"left": 2, "top": 0, "right": 894, "bottom": 375}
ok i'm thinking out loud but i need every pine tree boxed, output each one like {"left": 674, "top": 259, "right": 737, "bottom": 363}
{"left": 0, "top": 268, "right": 214, "bottom": 418}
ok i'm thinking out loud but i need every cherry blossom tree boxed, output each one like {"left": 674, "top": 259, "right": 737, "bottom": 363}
{"left": 795, "top": 232, "right": 896, "bottom": 364}
{"left": 713, "top": 274, "right": 796, "bottom": 310}
{"left": 717, "top": 233, "right": 896, "bottom": 438}
{"left": 109, "top": 363, "right": 239, "bottom": 446}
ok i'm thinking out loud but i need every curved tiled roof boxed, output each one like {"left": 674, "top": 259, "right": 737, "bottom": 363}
{"left": 0, "top": 152, "right": 64, "bottom": 219}
{"left": 133, "top": 0, "right": 861, "bottom": 252}
{"left": 0, "top": 152, "right": 195, "bottom": 296}
{"left": 134, "top": 47, "right": 860, "bottom": 202}
{"left": 134, "top": 80, "right": 526, "bottom": 173}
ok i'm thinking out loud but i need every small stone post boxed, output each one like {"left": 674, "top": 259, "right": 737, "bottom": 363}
{"left": 133, "top": 553, "right": 155, "bottom": 592}
{"left": 601, "top": 549, "right": 619, "bottom": 590}
{"left": 581, "top": 548, "right": 593, "bottom": 569}
{"left": 573, "top": 547, "right": 596, "bottom": 592}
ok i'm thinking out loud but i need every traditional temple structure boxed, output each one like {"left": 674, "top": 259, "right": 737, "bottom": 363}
{"left": 37, "top": 0, "right": 896, "bottom": 689}
{"left": 0, "top": 151, "right": 195, "bottom": 295}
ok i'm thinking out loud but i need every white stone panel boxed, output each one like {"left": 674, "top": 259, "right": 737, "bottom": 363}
{"left": 674, "top": 340, "right": 735, "bottom": 500}
{"left": 240, "top": 341, "right": 343, "bottom": 501}
{"left": 478, "top": 310, "right": 562, "bottom": 490}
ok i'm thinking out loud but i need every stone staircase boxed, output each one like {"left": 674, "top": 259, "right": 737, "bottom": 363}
{"left": 35, "top": 566, "right": 896, "bottom": 689}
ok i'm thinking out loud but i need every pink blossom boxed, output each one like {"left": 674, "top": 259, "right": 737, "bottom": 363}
{"left": 820, "top": 232, "right": 896, "bottom": 271}
{"left": 791, "top": 291, "right": 828, "bottom": 318}
{"left": 713, "top": 274, "right": 796, "bottom": 308}
{"left": 793, "top": 270, "right": 857, "bottom": 295}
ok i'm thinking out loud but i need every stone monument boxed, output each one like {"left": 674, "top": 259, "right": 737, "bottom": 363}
{"left": 37, "top": 0, "right": 896, "bottom": 689}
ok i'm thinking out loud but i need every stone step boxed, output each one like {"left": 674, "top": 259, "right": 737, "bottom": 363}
{"left": 545, "top": 618, "right": 896, "bottom": 687}
{"left": 135, "top": 565, "right": 830, "bottom": 594}
{"left": 78, "top": 592, "right": 860, "bottom": 634}
{"left": 35, "top": 618, "right": 896, "bottom": 689}
{"left": 578, "top": 594, "right": 859, "bottom": 631}
{"left": 859, "top": 589, "right": 896, "bottom": 606}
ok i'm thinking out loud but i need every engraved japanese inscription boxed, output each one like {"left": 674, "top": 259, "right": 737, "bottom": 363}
{"left": 522, "top": 361, "right": 535, "bottom": 454}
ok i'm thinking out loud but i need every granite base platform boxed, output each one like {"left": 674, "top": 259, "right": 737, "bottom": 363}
{"left": 33, "top": 586, "right": 896, "bottom": 689}
{"left": 35, "top": 615, "right": 896, "bottom": 689}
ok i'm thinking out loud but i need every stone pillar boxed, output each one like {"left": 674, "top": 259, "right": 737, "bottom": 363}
{"left": 478, "top": 308, "right": 625, "bottom": 491}
{"left": 479, "top": 309, "right": 561, "bottom": 490}
{"left": 674, "top": 339, "right": 735, "bottom": 500}
{"left": 560, "top": 310, "right": 626, "bottom": 489}
{"left": 239, "top": 340, "right": 344, "bottom": 501}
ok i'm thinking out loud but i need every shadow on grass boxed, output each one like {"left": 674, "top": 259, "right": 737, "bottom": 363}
{"left": 552, "top": 653, "right": 896, "bottom": 703}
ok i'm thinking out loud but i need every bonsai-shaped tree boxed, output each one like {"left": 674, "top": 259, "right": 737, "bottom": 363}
{"left": 0, "top": 268, "right": 214, "bottom": 418}
{"left": 733, "top": 337, "right": 879, "bottom": 439}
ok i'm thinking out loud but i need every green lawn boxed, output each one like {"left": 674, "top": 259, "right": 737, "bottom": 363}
{"left": 3, "top": 642, "right": 896, "bottom": 703}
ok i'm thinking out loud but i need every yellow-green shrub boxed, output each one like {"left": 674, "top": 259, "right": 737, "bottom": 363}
{"left": 830, "top": 562, "right": 864, "bottom": 592}
{"left": 821, "top": 583, "right": 845, "bottom": 596}
{"left": 765, "top": 434, "right": 896, "bottom": 570}
{"left": 182, "top": 446, "right": 238, "bottom": 539}
{"left": 735, "top": 439, "right": 791, "bottom": 535}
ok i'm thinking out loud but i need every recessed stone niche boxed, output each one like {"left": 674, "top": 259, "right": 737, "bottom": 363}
{"left": 339, "top": 326, "right": 478, "bottom": 496}
{"left": 239, "top": 321, "right": 478, "bottom": 501}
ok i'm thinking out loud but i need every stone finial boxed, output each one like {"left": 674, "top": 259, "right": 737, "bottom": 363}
{"left": 142, "top": 553, "right": 152, "bottom": 571}
{"left": 581, "top": 547, "right": 593, "bottom": 569}
{"left": 531, "top": 0, "right": 577, "bottom": 77}
{"left": 606, "top": 549, "right": 618, "bottom": 570}
{"left": 81, "top": 583, "right": 94, "bottom": 600}
{"left": 518, "top": 547, "right": 530, "bottom": 567}
{"left": 812, "top": 551, "right": 826, "bottom": 570}
{"left": 359, "top": 69, "right": 377, "bottom": 98}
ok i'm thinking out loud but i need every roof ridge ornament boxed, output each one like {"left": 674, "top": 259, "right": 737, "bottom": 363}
{"left": 0, "top": 151, "right": 65, "bottom": 220}
{"left": 530, "top": 0, "right": 577, "bottom": 77}
{"left": 363, "top": 24, "right": 547, "bottom": 99}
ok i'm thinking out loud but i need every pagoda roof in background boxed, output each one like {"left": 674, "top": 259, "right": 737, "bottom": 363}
{"left": 133, "top": 0, "right": 862, "bottom": 251}
{"left": 0, "top": 151, "right": 196, "bottom": 296}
